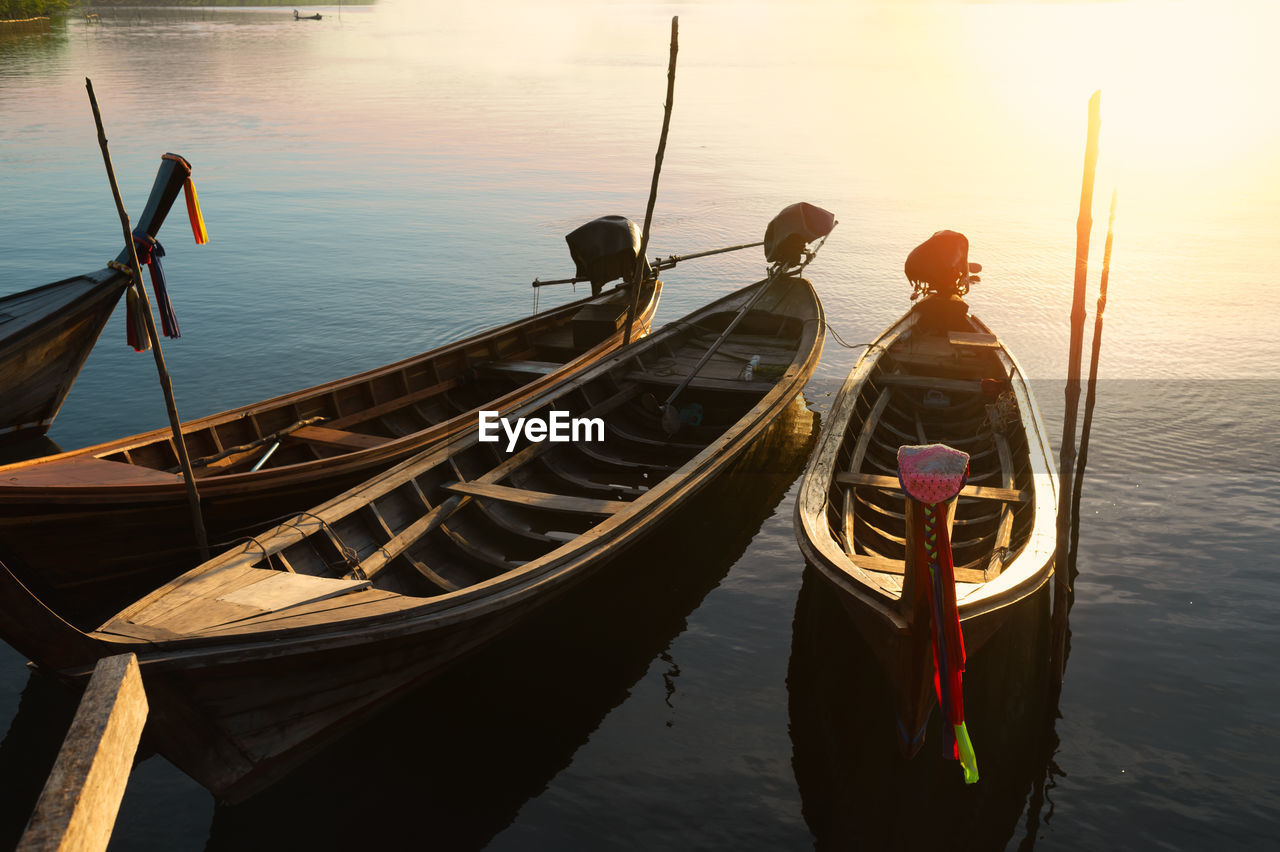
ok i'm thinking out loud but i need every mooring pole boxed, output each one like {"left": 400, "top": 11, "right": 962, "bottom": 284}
{"left": 623, "top": 16, "right": 679, "bottom": 345}
{"left": 1051, "top": 90, "right": 1101, "bottom": 685}
{"left": 86, "top": 78, "right": 210, "bottom": 561}
{"left": 1068, "top": 189, "right": 1117, "bottom": 575}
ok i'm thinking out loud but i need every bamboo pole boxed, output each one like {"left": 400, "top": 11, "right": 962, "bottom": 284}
{"left": 623, "top": 16, "right": 679, "bottom": 345}
{"left": 1051, "top": 90, "right": 1101, "bottom": 683}
{"left": 86, "top": 78, "right": 210, "bottom": 561}
{"left": 1068, "top": 189, "right": 1117, "bottom": 575}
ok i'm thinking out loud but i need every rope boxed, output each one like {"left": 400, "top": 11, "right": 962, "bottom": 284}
{"left": 823, "top": 321, "right": 879, "bottom": 351}
{"left": 213, "top": 509, "right": 360, "bottom": 575}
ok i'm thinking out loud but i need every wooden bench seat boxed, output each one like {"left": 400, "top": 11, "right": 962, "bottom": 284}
{"left": 948, "top": 331, "right": 1001, "bottom": 349}
{"left": 835, "top": 471, "right": 1027, "bottom": 504}
{"left": 877, "top": 374, "right": 983, "bottom": 394}
{"left": 849, "top": 553, "right": 992, "bottom": 584}
{"left": 290, "top": 425, "right": 394, "bottom": 451}
{"left": 477, "top": 359, "right": 563, "bottom": 379}
{"left": 443, "top": 481, "right": 628, "bottom": 515}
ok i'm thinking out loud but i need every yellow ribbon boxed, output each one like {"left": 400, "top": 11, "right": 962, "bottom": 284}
{"left": 954, "top": 722, "right": 980, "bottom": 784}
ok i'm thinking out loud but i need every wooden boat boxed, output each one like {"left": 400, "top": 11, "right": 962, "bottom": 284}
{"left": 794, "top": 230, "right": 1056, "bottom": 756}
{"left": 0, "top": 270, "right": 660, "bottom": 624}
{"left": 0, "top": 155, "right": 198, "bottom": 447}
{"left": 205, "top": 399, "right": 818, "bottom": 846}
{"left": 0, "top": 262, "right": 824, "bottom": 802}
{"left": 293, "top": 10, "right": 322, "bottom": 20}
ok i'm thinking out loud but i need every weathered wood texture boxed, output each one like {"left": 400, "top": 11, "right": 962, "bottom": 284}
{"left": 18, "top": 654, "right": 147, "bottom": 852}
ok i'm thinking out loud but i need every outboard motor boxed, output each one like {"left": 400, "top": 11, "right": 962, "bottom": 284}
{"left": 904, "top": 230, "right": 983, "bottom": 334}
{"left": 904, "top": 230, "right": 982, "bottom": 300}
{"left": 565, "top": 215, "right": 653, "bottom": 296}
{"left": 764, "top": 202, "right": 838, "bottom": 268}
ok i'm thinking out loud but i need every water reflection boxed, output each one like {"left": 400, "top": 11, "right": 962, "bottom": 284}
{"left": 202, "top": 398, "right": 817, "bottom": 850}
{"left": 788, "top": 570, "right": 1054, "bottom": 851}
{"left": 0, "top": 671, "right": 80, "bottom": 850}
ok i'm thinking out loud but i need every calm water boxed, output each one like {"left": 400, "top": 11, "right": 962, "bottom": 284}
{"left": 1, "top": 2, "right": 1278, "bottom": 849}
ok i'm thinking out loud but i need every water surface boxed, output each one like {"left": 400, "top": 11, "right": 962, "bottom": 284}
{"left": 1, "top": 2, "right": 1277, "bottom": 849}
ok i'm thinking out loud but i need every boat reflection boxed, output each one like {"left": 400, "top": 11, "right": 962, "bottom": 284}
{"left": 788, "top": 567, "right": 1055, "bottom": 851}
{"left": 204, "top": 397, "right": 818, "bottom": 849}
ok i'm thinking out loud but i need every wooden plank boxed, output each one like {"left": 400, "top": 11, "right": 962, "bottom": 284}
{"left": 0, "top": 455, "right": 183, "bottom": 487}
{"left": 19, "top": 653, "right": 147, "bottom": 852}
{"left": 948, "top": 331, "right": 1001, "bottom": 348}
{"left": 476, "top": 360, "right": 562, "bottom": 378}
{"left": 878, "top": 374, "right": 982, "bottom": 394}
{"left": 215, "top": 572, "right": 371, "bottom": 611}
{"left": 290, "top": 424, "right": 393, "bottom": 452}
{"left": 443, "top": 481, "right": 628, "bottom": 515}
{"left": 121, "top": 563, "right": 274, "bottom": 628}
{"left": 835, "top": 471, "right": 1027, "bottom": 504}
{"left": 849, "top": 553, "right": 991, "bottom": 585}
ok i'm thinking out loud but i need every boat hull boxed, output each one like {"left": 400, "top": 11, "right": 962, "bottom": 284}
{"left": 0, "top": 270, "right": 129, "bottom": 445}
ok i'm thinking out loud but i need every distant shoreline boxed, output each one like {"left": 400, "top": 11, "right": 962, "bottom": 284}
{"left": 70, "top": 1, "right": 375, "bottom": 7}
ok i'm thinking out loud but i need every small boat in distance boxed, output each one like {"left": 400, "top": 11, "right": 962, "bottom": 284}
{"left": 293, "top": 10, "right": 322, "bottom": 21}
{"left": 0, "top": 154, "right": 201, "bottom": 447}
{"left": 794, "top": 230, "right": 1057, "bottom": 758}
{"left": 0, "top": 207, "right": 830, "bottom": 800}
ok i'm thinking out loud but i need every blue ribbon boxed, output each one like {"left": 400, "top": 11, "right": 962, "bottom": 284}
{"left": 133, "top": 229, "right": 180, "bottom": 339}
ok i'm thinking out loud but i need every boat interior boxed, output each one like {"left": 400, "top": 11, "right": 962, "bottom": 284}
{"left": 824, "top": 298, "right": 1037, "bottom": 603}
{"left": 101, "top": 277, "right": 818, "bottom": 638}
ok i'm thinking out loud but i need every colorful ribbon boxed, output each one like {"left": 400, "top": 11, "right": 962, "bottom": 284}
{"left": 898, "top": 443, "right": 979, "bottom": 784}
{"left": 919, "top": 501, "right": 979, "bottom": 784}
{"left": 132, "top": 231, "right": 180, "bottom": 340}
{"left": 164, "top": 153, "right": 209, "bottom": 245}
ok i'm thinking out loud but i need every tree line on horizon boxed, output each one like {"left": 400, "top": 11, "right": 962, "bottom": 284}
{"left": 4, "top": 0, "right": 376, "bottom": 17}
{"left": 2, "top": 0, "right": 67, "bottom": 20}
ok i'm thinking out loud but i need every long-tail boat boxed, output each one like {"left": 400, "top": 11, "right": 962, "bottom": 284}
{"left": 0, "top": 155, "right": 199, "bottom": 447}
{"left": 0, "top": 207, "right": 830, "bottom": 801}
{"left": 794, "top": 230, "right": 1057, "bottom": 762}
{"left": 0, "top": 217, "right": 661, "bottom": 624}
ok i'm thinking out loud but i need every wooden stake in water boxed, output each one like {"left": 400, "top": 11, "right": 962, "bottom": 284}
{"left": 623, "top": 16, "right": 678, "bottom": 345}
{"left": 1069, "top": 189, "right": 1117, "bottom": 574}
{"left": 86, "top": 78, "right": 210, "bottom": 561}
{"left": 1051, "top": 90, "right": 1101, "bottom": 683}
